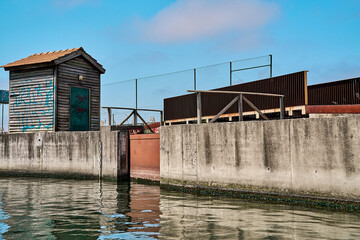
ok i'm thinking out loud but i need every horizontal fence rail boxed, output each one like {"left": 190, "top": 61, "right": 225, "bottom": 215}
{"left": 187, "top": 90, "right": 284, "bottom": 123}
{"left": 102, "top": 107, "right": 163, "bottom": 132}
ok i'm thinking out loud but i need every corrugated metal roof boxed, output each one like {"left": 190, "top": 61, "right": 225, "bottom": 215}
{"left": 1, "top": 47, "right": 105, "bottom": 73}
{"left": 1, "top": 48, "right": 81, "bottom": 68}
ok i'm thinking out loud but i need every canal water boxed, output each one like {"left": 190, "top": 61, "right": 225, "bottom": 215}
{"left": 0, "top": 178, "right": 359, "bottom": 239}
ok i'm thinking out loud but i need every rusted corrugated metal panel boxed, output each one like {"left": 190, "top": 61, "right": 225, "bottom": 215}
{"left": 9, "top": 67, "right": 54, "bottom": 132}
{"left": 56, "top": 56, "right": 101, "bottom": 131}
{"left": 164, "top": 71, "right": 307, "bottom": 121}
{"left": 308, "top": 78, "right": 360, "bottom": 105}
{"left": 306, "top": 105, "right": 360, "bottom": 113}
{"left": 163, "top": 93, "right": 197, "bottom": 121}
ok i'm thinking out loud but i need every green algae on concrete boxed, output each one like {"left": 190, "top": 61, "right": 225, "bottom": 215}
{"left": 160, "top": 177, "right": 360, "bottom": 212}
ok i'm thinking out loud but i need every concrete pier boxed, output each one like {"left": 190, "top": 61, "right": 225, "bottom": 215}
{"left": 0, "top": 126, "right": 126, "bottom": 180}
{"left": 160, "top": 116, "right": 360, "bottom": 202}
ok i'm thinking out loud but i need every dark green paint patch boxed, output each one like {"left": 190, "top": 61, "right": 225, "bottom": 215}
{"left": 70, "top": 87, "right": 89, "bottom": 131}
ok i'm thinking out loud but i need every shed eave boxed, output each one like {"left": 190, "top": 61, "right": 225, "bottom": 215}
{"left": 3, "top": 62, "right": 55, "bottom": 71}
{"left": 54, "top": 49, "right": 106, "bottom": 74}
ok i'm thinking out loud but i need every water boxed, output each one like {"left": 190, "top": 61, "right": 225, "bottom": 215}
{"left": 0, "top": 177, "right": 359, "bottom": 239}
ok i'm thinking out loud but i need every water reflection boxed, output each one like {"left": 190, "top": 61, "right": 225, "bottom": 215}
{"left": 0, "top": 177, "right": 359, "bottom": 239}
{"left": 160, "top": 191, "right": 360, "bottom": 239}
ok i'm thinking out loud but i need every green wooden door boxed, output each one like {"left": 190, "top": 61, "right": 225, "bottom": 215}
{"left": 70, "top": 87, "right": 90, "bottom": 131}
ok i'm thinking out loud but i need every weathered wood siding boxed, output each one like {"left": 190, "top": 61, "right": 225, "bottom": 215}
{"left": 56, "top": 56, "right": 101, "bottom": 131}
{"left": 9, "top": 67, "right": 55, "bottom": 132}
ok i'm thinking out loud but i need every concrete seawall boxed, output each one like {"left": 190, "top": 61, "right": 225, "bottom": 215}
{"left": 0, "top": 126, "right": 122, "bottom": 179}
{"left": 160, "top": 116, "right": 360, "bottom": 202}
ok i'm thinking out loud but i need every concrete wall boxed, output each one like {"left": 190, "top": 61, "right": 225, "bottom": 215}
{"left": 160, "top": 116, "right": 360, "bottom": 200}
{"left": 0, "top": 126, "right": 119, "bottom": 179}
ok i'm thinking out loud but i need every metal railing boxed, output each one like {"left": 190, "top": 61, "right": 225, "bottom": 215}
{"left": 101, "top": 55, "right": 272, "bottom": 124}
{"left": 102, "top": 106, "right": 163, "bottom": 133}
{"left": 187, "top": 90, "right": 284, "bottom": 124}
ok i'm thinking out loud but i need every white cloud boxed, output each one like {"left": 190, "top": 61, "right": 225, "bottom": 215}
{"left": 134, "top": 0, "right": 280, "bottom": 44}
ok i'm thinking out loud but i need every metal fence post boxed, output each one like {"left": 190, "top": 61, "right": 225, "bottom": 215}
{"left": 194, "top": 68, "right": 197, "bottom": 90}
{"left": 135, "top": 78, "right": 138, "bottom": 125}
{"left": 270, "top": 54, "right": 272, "bottom": 78}
{"left": 238, "top": 94, "right": 243, "bottom": 121}
{"left": 280, "top": 96, "right": 284, "bottom": 119}
{"left": 197, "top": 92, "right": 202, "bottom": 124}
{"left": 230, "top": 62, "right": 232, "bottom": 86}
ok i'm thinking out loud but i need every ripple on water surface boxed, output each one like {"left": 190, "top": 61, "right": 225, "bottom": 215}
{"left": 0, "top": 177, "right": 359, "bottom": 239}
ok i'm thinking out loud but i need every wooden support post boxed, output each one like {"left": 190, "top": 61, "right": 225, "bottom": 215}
{"left": 238, "top": 94, "right": 243, "bottom": 121}
{"left": 160, "top": 111, "right": 163, "bottom": 126}
{"left": 197, "top": 92, "right": 202, "bottom": 124}
{"left": 135, "top": 111, "right": 154, "bottom": 133}
{"left": 117, "top": 131, "right": 130, "bottom": 181}
{"left": 280, "top": 97, "right": 284, "bottom": 119}
{"left": 133, "top": 110, "right": 137, "bottom": 125}
{"left": 119, "top": 110, "right": 135, "bottom": 126}
{"left": 107, "top": 108, "right": 112, "bottom": 126}
{"left": 209, "top": 96, "right": 239, "bottom": 123}
{"left": 243, "top": 96, "right": 269, "bottom": 120}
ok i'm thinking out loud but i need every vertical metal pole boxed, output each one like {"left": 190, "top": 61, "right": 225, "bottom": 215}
{"left": 230, "top": 62, "right": 232, "bottom": 86}
{"left": 238, "top": 94, "right": 243, "bottom": 121}
{"left": 194, "top": 68, "right": 196, "bottom": 90}
{"left": 133, "top": 110, "right": 137, "bottom": 125}
{"left": 269, "top": 54, "right": 273, "bottom": 78}
{"left": 107, "top": 108, "right": 112, "bottom": 126}
{"left": 135, "top": 79, "right": 138, "bottom": 125}
{"left": 280, "top": 97, "right": 284, "bottom": 119}
{"left": 197, "top": 92, "right": 202, "bottom": 124}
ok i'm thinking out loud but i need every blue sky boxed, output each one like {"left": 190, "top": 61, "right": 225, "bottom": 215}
{"left": 0, "top": 0, "right": 359, "bottom": 127}
{"left": 0, "top": 0, "right": 360, "bottom": 89}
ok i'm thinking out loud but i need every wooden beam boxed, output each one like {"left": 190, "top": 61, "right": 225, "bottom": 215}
{"left": 101, "top": 106, "right": 162, "bottom": 112}
{"left": 107, "top": 108, "right": 112, "bottom": 126}
{"left": 80, "top": 51, "right": 106, "bottom": 73}
{"left": 119, "top": 110, "right": 135, "bottom": 126}
{"left": 197, "top": 92, "right": 202, "bottom": 124}
{"left": 242, "top": 96, "right": 269, "bottom": 120}
{"left": 187, "top": 89, "right": 284, "bottom": 97}
{"left": 238, "top": 94, "right": 243, "bottom": 121}
{"left": 54, "top": 51, "right": 82, "bottom": 65}
{"left": 54, "top": 48, "right": 106, "bottom": 73}
{"left": 160, "top": 111, "right": 163, "bottom": 126}
{"left": 133, "top": 110, "right": 137, "bottom": 125}
{"left": 209, "top": 96, "right": 239, "bottom": 123}
{"left": 280, "top": 97, "right": 284, "bottom": 119}
{"left": 304, "top": 71, "right": 308, "bottom": 105}
{"left": 135, "top": 111, "right": 154, "bottom": 133}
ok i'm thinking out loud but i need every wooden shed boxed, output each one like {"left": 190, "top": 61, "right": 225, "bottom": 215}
{"left": 1, "top": 47, "right": 105, "bottom": 132}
